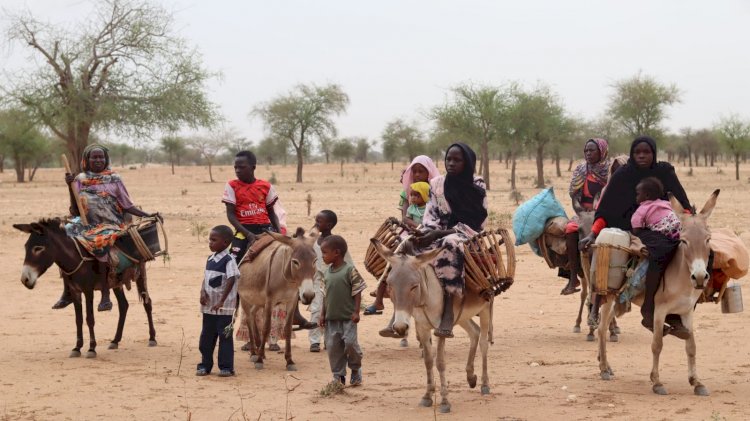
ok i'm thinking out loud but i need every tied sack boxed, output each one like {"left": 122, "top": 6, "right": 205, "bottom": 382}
{"left": 512, "top": 187, "right": 567, "bottom": 246}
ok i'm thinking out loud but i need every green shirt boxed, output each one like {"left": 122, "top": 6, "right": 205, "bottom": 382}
{"left": 323, "top": 261, "right": 367, "bottom": 321}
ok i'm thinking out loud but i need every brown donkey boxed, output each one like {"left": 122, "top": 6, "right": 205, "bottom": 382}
{"left": 237, "top": 230, "right": 316, "bottom": 371}
{"left": 596, "top": 190, "right": 719, "bottom": 396}
{"left": 371, "top": 240, "right": 492, "bottom": 414}
{"left": 14, "top": 219, "right": 156, "bottom": 358}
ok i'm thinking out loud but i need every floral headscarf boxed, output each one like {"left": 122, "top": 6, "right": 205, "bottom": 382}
{"left": 569, "top": 138, "right": 611, "bottom": 199}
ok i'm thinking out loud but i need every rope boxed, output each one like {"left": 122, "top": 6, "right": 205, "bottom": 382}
{"left": 123, "top": 217, "right": 169, "bottom": 263}
{"left": 60, "top": 239, "right": 95, "bottom": 276}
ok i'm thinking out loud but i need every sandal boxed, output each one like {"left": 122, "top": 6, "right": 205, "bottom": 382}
{"left": 363, "top": 305, "right": 383, "bottom": 316}
{"left": 379, "top": 327, "right": 404, "bottom": 338}
{"left": 433, "top": 328, "right": 454, "bottom": 338}
{"left": 310, "top": 343, "right": 321, "bottom": 353}
{"left": 97, "top": 300, "right": 113, "bottom": 312}
{"left": 560, "top": 281, "right": 581, "bottom": 295}
{"left": 52, "top": 298, "right": 73, "bottom": 310}
{"left": 641, "top": 319, "right": 671, "bottom": 337}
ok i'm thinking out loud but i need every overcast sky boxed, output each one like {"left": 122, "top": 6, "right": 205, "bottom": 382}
{"left": 3, "top": 0, "right": 750, "bottom": 146}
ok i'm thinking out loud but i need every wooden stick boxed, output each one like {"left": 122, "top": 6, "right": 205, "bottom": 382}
{"left": 62, "top": 154, "right": 89, "bottom": 226}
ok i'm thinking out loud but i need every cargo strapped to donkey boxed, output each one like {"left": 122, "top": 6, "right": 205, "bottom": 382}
{"left": 464, "top": 228, "right": 516, "bottom": 300}
{"left": 116, "top": 217, "right": 168, "bottom": 263}
{"left": 364, "top": 218, "right": 409, "bottom": 278}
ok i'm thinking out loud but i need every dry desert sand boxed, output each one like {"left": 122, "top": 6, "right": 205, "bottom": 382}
{"left": 1, "top": 159, "right": 749, "bottom": 421}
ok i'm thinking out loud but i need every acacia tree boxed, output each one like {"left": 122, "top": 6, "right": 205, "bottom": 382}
{"left": 0, "top": 108, "right": 49, "bottom": 182}
{"left": 189, "top": 131, "right": 226, "bottom": 182}
{"left": 253, "top": 83, "right": 349, "bottom": 183}
{"left": 256, "top": 135, "right": 289, "bottom": 166}
{"left": 381, "top": 118, "right": 425, "bottom": 167}
{"left": 607, "top": 72, "right": 680, "bottom": 138}
{"left": 318, "top": 136, "right": 334, "bottom": 164}
{"left": 332, "top": 138, "right": 355, "bottom": 176}
{"left": 2, "top": 0, "right": 218, "bottom": 172}
{"left": 160, "top": 136, "right": 186, "bottom": 174}
{"left": 431, "top": 84, "right": 511, "bottom": 190}
{"left": 716, "top": 115, "right": 750, "bottom": 181}
{"left": 354, "top": 137, "right": 371, "bottom": 162}
{"left": 695, "top": 128, "right": 720, "bottom": 166}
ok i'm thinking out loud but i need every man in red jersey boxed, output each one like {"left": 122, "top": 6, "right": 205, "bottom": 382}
{"left": 222, "top": 150, "right": 281, "bottom": 262}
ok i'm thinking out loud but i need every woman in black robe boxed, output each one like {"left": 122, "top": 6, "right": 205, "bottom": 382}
{"left": 580, "top": 136, "right": 691, "bottom": 338}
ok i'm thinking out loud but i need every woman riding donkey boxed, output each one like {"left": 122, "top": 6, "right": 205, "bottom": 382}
{"left": 54, "top": 144, "right": 159, "bottom": 311}
{"left": 413, "top": 143, "right": 488, "bottom": 338}
{"left": 580, "top": 136, "right": 692, "bottom": 338}
{"left": 561, "top": 138, "right": 612, "bottom": 296}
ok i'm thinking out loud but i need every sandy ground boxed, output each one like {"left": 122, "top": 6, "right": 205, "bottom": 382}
{"left": 1, "top": 159, "right": 749, "bottom": 421}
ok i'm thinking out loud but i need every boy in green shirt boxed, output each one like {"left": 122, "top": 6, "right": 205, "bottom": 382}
{"left": 318, "top": 235, "right": 366, "bottom": 386}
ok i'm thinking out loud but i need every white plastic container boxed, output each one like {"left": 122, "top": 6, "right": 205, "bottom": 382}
{"left": 591, "top": 228, "right": 631, "bottom": 291}
{"left": 721, "top": 283, "right": 743, "bottom": 314}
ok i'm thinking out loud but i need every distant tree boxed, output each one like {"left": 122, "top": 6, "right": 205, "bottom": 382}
{"left": 256, "top": 136, "right": 289, "bottom": 166}
{"left": 680, "top": 127, "right": 696, "bottom": 167}
{"left": 381, "top": 118, "right": 425, "bottom": 166}
{"left": 510, "top": 85, "right": 567, "bottom": 188}
{"left": 694, "top": 128, "right": 719, "bottom": 166}
{"left": 354, "top": 137, "right": 371, "bottom": 162}
{"left": 332, "top": 138, "right": 355, "bottom": 175}
{"left": 715, "top": 115, "right": 750, "bottom": 181}
{"left": 224, "top": 131, "right": 252, "bottom": 156}
{"left": 106, "top": 142, "right": 136, "bottom": 168}
{"left": 431, "top": 83, "right": 511, "bottom": 190}
{"left": 0, "top": 108, "right": 49, "bottom": 182}
{"left": 607, "top": 72, "right": 680, "bottom": 138}
{"left": 189, "top": 131, "right": 226, "bottom": 182}
{"left": 253, "top": 83, "right": 349, "bottom": 182}
{"left": 2, "top": 0, "right": 218, "bottom": 172}
{"left": 318, "top": 136, "right": 334, "bottom": 164}
{"left": 160, "top": 136, "right": 186, "bottom": 175}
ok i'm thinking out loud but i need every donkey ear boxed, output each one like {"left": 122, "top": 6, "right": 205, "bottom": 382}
{"left": 30, "top": 222, "right": 46, "bottom": 234}
{"left": 414, "top": 247, "right": 444, "bottom": 267}
{"left": 13, "top": 224, "right": 34, "bottom": 234}
{"left": 668, "top": 193, "right": 685, "bottom": 215}
{"left": 699, "top": 189, "right": 720, "bottom": 219}
{"left": 572, "top": 197, "right": 585, "bottom": 215}
{"left": 370, "top": 239, "right": 394, "bottom": 261}
{"left": 268, "top": 230, "right": 293, "bottom": 246}
{"left": 293, "top": 227, "right": 306, "bottom": 238}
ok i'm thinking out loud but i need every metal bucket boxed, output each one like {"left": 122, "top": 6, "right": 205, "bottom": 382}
{"left": 721, "top": 284, "right": 744, "bottom": 314}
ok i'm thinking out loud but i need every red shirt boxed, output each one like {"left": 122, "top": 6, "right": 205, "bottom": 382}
{"left": 222, "top": 179, "right": 278, "bottom": 225}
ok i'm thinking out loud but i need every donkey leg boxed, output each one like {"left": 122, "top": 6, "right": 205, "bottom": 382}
{"left": 682, "top": 313, "right": 709, "bottom": 396}
{"left": 136, "top": 264, "right": 157, "bottom": 346}
{"left": 246, "top": 305, "right": 260, "bottom": 362}
{"left": 479, "top": 306, "right": 491, "bottom": 395}
{"left": 284, "top": 301, "right": 297, "bottom": 371}
{"left": 417, "top": 328, "right": 435, "bottom": 408}
{"left": 109, "top": 287, "right": 129, "bottom": 349}
{"left": 84, "top": 289, "right": 97, "bottom": 358}
{"left": 609, "top": 317, "right": 619, "bottom": 342}
{"left": 597, "top": 298, "right": 615, "bottom": 380}
{"left": 459, "top": 319, "right": 479, "bottom": 389}
{"left": 436, "top": 337, "right": 450, "bottom": 413}
{"left": 574, "top": 287, "right": 585, "bottom": 333}
{"left": 255, "top": 305, "right": 273, "bottom": 369}
{"left": 650, "top": 310, "right": 667, "bottom": 395}
{"left": 71, "top": 295, "right": 84, "bottom": 358}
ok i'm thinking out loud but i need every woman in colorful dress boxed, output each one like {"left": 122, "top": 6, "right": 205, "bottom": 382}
{"left": 54, "top": 144, "right": 158, "bottom": 311}
{"left": 560, "top": 138, "right": 611, "bottom": 295}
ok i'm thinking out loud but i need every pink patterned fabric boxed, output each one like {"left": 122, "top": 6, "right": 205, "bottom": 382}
{"left": 631, "top": 199, "right": 681, "bottom": 239}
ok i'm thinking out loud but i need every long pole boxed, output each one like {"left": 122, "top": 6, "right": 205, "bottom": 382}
{"left": 61, "top": 154, "right": 89, "bottom": 225}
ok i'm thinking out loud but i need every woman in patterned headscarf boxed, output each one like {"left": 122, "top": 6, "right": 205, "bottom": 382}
{"left": 53, "top": 144, "right": 158, "bottom": 311}
{"left": 560, "top": 138, "right": 611, "bottom": 295}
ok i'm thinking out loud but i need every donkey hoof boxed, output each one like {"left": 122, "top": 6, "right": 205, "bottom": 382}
{"left": 694, "top": 385, "right": 710, "bottom": 396}
{"left": 613, "top": 326, "right": 621, "bottom": 335}
{"left": 254, "top": 362, "right": 264, "bottom": 370}
{"left": 600, "top": 372, "right": 612, "bottom": 381}
{"left": 586, "top": 334, "right": 595, "bottom": 342}
{"left": 481, "top": 385, "right": 491, "bottom": 395}
{"left": 148, "top": 340, "right": 158, "bottom": 347}
{"left": 609, "top": 334, "right": 619, "bottom": 343}
{"left": 286, "top": 364, "right": 297, "bottom": 372}
{"left": 573, "top": 326, "right": 581, "bottom": 333}
{"left": 85, "top": 350, "right": 97, "bottom": 359}
{"left": 250, "top": 355, "right": 259, "bottom": 363}
{"left": 439, "top": 403, "right": 451, "bottom": 413}
{"left": 108, "top": 342, "right": 119, "bottom": 350}
{"left": 653, "top": 384, "right": 668, "bottom": 395}
{"left": 419, "top": 398, "right": 433, "bottom": 408}
{"left": 467, "top": 374, "right": 477, "bottom": 388}
{"left": 69, "top": 350, "right": 81, "bottom": 358}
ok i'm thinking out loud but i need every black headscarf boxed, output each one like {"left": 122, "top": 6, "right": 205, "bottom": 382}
{"left": 595, "top": 136, "right": 691, "bottom": 231}
{"left": 444, "top": 143, "right": 487, "bottom": 232}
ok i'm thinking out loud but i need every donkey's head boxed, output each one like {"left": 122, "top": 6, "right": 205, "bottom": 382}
{"left": 670, "top": 190, "right": 720, "bottom": 290}
{"left": 269, "top": 228, "right": 317, "bottom": 304}
{"left": 573, "top": 196, "right": 596, "bottom": 238}
{"left": 13, "top": 219, "right": 67, "bottom": 289}
{"left": 370, "top": 239, "right": 443, "bottom": 336}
